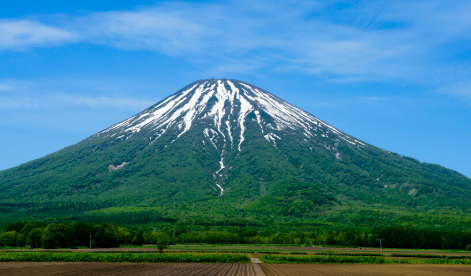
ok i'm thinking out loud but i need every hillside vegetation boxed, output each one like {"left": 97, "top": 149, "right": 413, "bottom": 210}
{"left": 1, "top": 79, "right": 470, "bottom": 233}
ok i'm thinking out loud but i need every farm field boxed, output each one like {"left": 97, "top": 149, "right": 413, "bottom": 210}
{"left": 260, "top": 264, "right": 471, "bottom": 276}
{"left": 275, "top": 246, "right": 471, "bottom": 256}
{"left": 167, "top": 244, "right": 471, "bottom": 255}
{"left": 93, "top": 245, "right": 471, "bottom": 257}
{"left": 2, "top": 262, "right": 471, "bottom": 276}
{"left": 4, "top": 244, "right": 471, "bottom": 257}
{"left": 0, "top": 262, "right": 260, "bottom": 276}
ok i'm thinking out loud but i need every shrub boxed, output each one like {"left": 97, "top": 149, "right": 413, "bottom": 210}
{"left": 0, "top": 231, "right": 19, "bottom": 247}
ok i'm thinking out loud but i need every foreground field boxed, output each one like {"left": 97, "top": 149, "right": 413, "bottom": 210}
{"left": 260, "top": 264, "right": 471, "bottom": 276}
{"left": 2, "top": 262, "right": 471, "bottom": 276}
{"left": 0, "top": 262, "right": 259, "bottom": 276}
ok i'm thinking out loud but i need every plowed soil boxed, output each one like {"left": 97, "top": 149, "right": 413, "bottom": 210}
{"left": 260, "top": 263, "right": 471, "bottom": 276}
{"left": 0, "top": 262, "right": 259, "bottom": 276}
{"left": 4, "top": 262, "right": 471, "bottom": 275}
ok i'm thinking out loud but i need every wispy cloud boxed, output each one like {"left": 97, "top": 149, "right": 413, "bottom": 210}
{"left": 0, "top": 82, "right": 15, "bottom": 92}
{"left": 356, "top": 96, "right": 396, "bottom": 104}
{"left": 437, "top": 82, "right": 471, "bottom": 105}
{"left": 52, "top": 93, "right": 154, "bottom": 110}
{"left": 0, "top": 93, "right": 153, "bottom": 110}
{"left": 0, "top": 0, "right": 471, "bottom": 100}
{"left": 78, "top": 6, "right": 209, "bottom": 56}
{"left": 0, "top": 20, "right": 76, "bottom": 49}
{"left": 0, "top": 97, "right": 37, "bottom": 109}
{"left": 0, "top": 79, "right": 154, "bottom": 110}
{"left": 309, "top": 95, "right": 408, "bottom": 109}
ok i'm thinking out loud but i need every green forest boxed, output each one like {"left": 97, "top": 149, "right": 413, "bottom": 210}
{"left": 1, "top": 221, "right": 471, "bottom": 250}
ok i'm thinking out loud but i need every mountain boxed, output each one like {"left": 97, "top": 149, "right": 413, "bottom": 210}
{"left": 1, "top": 79, "right": 471, "bottom": 230}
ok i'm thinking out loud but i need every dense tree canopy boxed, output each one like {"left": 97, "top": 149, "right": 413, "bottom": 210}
{"left": 1, "top": 221, "right": 471, "bottom": 250}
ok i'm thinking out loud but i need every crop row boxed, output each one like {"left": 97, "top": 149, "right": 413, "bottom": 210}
{"left": 261, "top": 254, "right": 471, "bottom": 265}
{"left": 261, "top": 254, "right": 385, "bottom": 264}
{"left": 0, "top": 252, "right": 250, "bottom": 263}
{"left": 314, "top": 252, "right": 471, "bottom": 259}
{"left": 5, "top": 250, "right": 72, "bottom": 253}
{"left": 386, "top": 258, "right": 471, "bottom": 264}
{"left": 389, "top": 253, "right": 471, "bottom": 259}
{"left": 89, "top": 250, "right": 280, "bottom": 254}
{"left": 314, "top": 252, "right": 382, "bottom": 257}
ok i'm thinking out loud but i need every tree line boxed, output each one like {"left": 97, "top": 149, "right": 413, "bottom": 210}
{"left": 307, "top": 226, "right": 471, "bottom": 250}
{"left": 1, "top": 222, "right": 471, "bottom": 250}
{"left": 0, "top": 221, "right": 143, "bottom": 248}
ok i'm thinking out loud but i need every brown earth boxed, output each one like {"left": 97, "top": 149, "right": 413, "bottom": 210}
{"left": 4, "top": 262, "right": 471, "bottom": 276}
{"left": 260, "top": 263, "right": 471, "bottom": 276}
{"left": 0, "top": 262, "right": 260, "bottom": 276}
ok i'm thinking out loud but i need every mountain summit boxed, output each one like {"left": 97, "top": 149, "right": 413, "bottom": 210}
{"left": 1, "top": 79, "right": 470, "bottom": 228}
{"left": 92, "top": 79, "right": 364, "bottom": 195}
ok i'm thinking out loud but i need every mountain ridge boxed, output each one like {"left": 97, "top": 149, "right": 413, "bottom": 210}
{"left": 1, "top": 79, "right": 470, "bottom": 230}
{"left": 86, "top": 78, "right": 367, "bottom": 195}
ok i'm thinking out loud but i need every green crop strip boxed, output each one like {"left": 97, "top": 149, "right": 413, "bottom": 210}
{"left": 91, "top": 250, "right": 280, "bottom": 254}
{"left": 389, "top": 253, "right": 471, "bottom": 259}
{"left": 384, "top": 258, "right": 471, "bottom": 264}
{"left": 261, "top": 255, "right": 385, "bottom": 264}
{"left": 314, "top": 252, "right": 382, "bottom": 257}
{"left": 261, "top": 254, "right": 471, "bottom": 264}
{"left": 0, "top": 252, "right": 250, "bottom": 263}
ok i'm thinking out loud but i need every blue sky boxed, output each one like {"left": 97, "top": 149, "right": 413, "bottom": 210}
{"left": 1, "top": 0, "right": 471, "bottom": 178}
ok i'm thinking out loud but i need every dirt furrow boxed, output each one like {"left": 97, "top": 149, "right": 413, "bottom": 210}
{"left": 52, "top": 264, "right": 157, "bottom": 276}
{"left": 260, "top": 264, "right": 471, "bottom": 276}
{"left": 151, "top": 263, "right": 208, "bottom": 276}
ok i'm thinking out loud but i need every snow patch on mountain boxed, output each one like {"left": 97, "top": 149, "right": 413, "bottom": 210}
{"left": 204, "top": 128, "right": 219, "bottom": 149}
{"left": 108, "top": 161, "right": 129, "bottom": 172}
{"left": 233, "top": 82, "right": 253, "bottom": 151}
{"left": 254, "top": 110, "right": 264, "bottom": 133}
{"left": 96, "top": 79, "right": 362, "bottom": 149}
{"left": 93, "top": 79, "right": 367, "bottom": 195}
{"left": 264, "top": 133, "right": 281, "bottom": 147}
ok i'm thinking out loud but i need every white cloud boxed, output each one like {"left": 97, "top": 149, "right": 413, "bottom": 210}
{"left": 0, "top": 20, "right": 76, "bottom": 50}
{"left": 0, "top": 97, "right": 37, "bottom": 109}
{"left": 61, "top": 0, "right": 464, "bottom": 84}
{"left": 437, "top": 82, "right": 471, "bottom": 105}
{"left": 0, "top": 0, "right": 471, "bottom": 95}
{"left": 0, "top": 93, "right": 153, "bottom": 110}
{"left": 375, "top": 0, "right": 471, "bottom": 41}
{"left": 0, "top": 83, "right": 15, "bottom": 92}
{"left": 78, "top": 7, "right": 209, "bottom": 56}
{"left": 52, "top": 93, "right": 154, "bottom": 110}
{"left": 309, "top": 95, "right": 408, "bottom": 109}
{"left": 0, "top": 79, "right": 154, "bottom": 110}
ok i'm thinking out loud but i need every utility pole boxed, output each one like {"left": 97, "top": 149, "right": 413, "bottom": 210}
{"left": 90, "top": 235, "right": 92, "bottom": 253}
{"left": 377, "top": 238, "right": 382, "bottom": 257}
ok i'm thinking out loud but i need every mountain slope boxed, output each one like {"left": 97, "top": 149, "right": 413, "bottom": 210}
{"left": 1, "top": 79, "right": 470, "bottom": 229}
